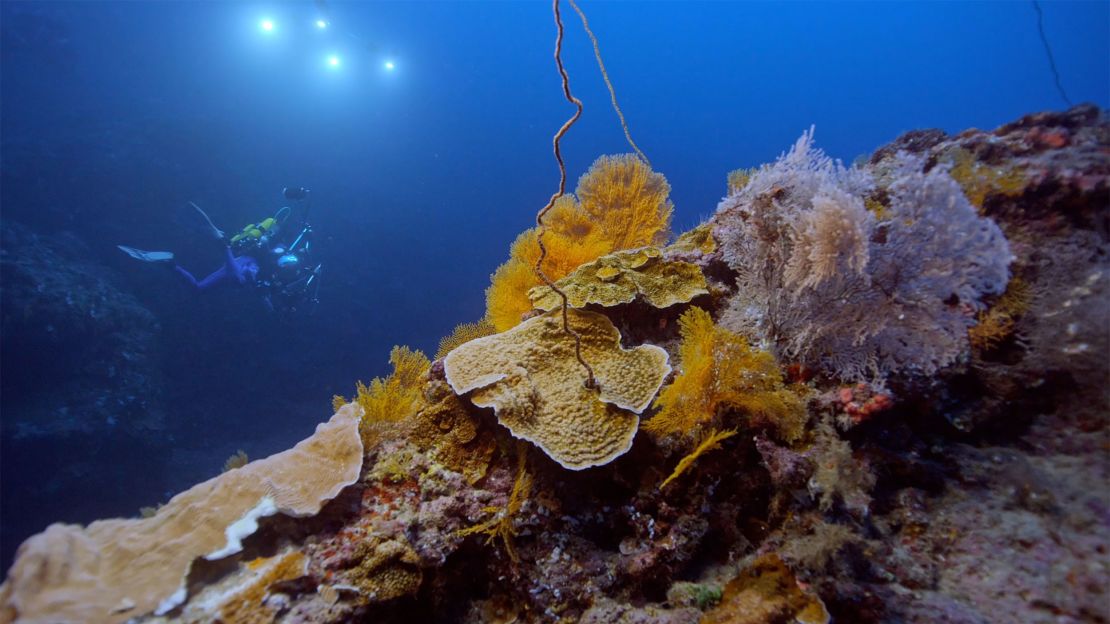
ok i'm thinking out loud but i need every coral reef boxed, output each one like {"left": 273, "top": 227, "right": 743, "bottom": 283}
{"left": 485, "top": 156, "right": 674, "bottom": 332}
{"left": 443, "top": 308, "right": 671, "bottom": 469}
{"left": 456, "top": 446, "right": 532, "bottom": 562}
{"left": 0, "top": 223, "right": 165, "bottom": 438}
{"left": 352, "top": 346, "right": 430, "bottom": 424}
{"left": 3, "top": 106, "right": 1106, "bottom": 624}
{"left": 528, "top": 247, "right": 708, "bottom": 312}
{"left": 436, "top": 320, "right": 497, "bottom": 360}
{"left": 408, "top": 379, "right": 497, "bottom": 485}
{"left": 0, "top": 407, "right": 363, "bottom": 622}
{"left": 645, "top": 306, "right": 806, "bottom": 444}
{"left": 715, "top": 129, "right": 1012, "bottom": 380}
{"left": 575, "top": 154, "right": 674, "bottom": 251}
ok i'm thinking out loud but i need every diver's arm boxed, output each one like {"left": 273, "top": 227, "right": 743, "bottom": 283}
{"left": 173, "top": 247, "right": 237, "bottom": 291}
{"left": 174, "top": 265, "right": 202, "bottom": 289}
{"left": 177, "top": 264, "right": 229, "bottom": 291}
{"left": 225, "top": 246, "right": 248, "bottom": 284}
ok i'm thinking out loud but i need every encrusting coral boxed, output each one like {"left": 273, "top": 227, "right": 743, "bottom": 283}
{"left": 528, "top": 246, "right": 708, "bottom": 311}
{"left": 346, "top": 537, "right": 424, "bottom": 603}
{"left": 645, "top": 306, "right": 807, "bottom": 444}
{"left": 443, "top": 308, "right": 671, "bottom": 469}
{"left": 180, "top": 548, "right": 309, "bottom": 624}
{"left": 0, "top": 406, "right": 364, "bottom": 623}
{"left": 943, "top": 146, "right": 1029, "bottom": 210}
{"left": 701, "top": 553, "right": 830, "bottom": 624}
{"left": 408, "top": 378, "right": 498, "bottom": 485}
{"left": 667, "top": 222, "right": 718, "bottom": 256}
{"left": 485, "top": 156, "right": 674, "bottom": 332}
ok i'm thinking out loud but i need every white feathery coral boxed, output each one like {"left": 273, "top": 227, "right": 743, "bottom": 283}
{"left": 715, "top": 129, "right": 1012, "bottom": 380}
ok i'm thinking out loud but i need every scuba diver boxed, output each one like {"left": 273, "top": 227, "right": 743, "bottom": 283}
{"left": 118, "top": 187, "right": 323, "bottom": 315}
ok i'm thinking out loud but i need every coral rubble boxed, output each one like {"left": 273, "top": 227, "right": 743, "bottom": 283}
{"left": 2, "top": 106, "right": 1107, "bottom": 624}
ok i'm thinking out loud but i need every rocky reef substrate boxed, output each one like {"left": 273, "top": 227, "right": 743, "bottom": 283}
{"left": 2, "top": 106, "right": 1106, "bottom": 624}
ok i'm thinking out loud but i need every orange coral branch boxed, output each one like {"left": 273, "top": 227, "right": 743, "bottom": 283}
{"left": 456, "top": 442, "right": 532, "bottom": 562}
{"left": 660, "top": 428, "right": 738, "bottom": 489}
{"left": 535, "top": 0, "right": 596, "bottom": 389}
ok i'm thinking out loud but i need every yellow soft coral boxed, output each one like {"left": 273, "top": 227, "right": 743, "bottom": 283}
{"left": 945, "top": 147, "right": 1027, "bottom": 210}
{"left": 727, "top": 167, "right": 758, "bottom": 194}
{"left": 484, "top": 157, "right": 674, "bottom": 332}
{"left": 331, "top": 394, "right": 347, "bottom": 412}
{"left": 436, "top": 319, "right": 497, "bottom": 360}
{"left": 521, "top": 198, "right": 617, "bottom": 279}
{"left": 350, "top": 346, "right": 431, "bottom": 424}
{"left": 645, "top": 307, "right": 806, "bottom": 444}
{"left": 486, "top": 221, "right": 611, "bottom": 332}
{"left": 456, "top": 445, "right": 532, "bottom": 562}
{"left": 577, "top": 154, "right": 673, "bottom": 250}
{"left": 221, "top": 450, "right": 249, "bottom": 473}
{"left": 485, "top": 244, "right": 546, "bottom": 333}
{"left": 969, "top": 277, "right": 1032, "bottom": 352}
{"left": 660, "top": 428, "right": 737, "bottom": 489}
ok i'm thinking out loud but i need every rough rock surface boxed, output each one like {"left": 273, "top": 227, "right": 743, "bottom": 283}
{"left": 0, "top": 222, "right": 164, "bottom": 439}
{"left": 0, "top": 222, "right": 169, "bottom": 577}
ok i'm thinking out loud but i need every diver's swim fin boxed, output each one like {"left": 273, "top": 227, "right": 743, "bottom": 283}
{"left": 117, "top": 245, "right": 174, "bottom": 263}
{"left": 190, "top": 201, "right": 225, "bottom": 240}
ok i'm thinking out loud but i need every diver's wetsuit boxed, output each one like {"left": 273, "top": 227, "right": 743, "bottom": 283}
{"left": 174, "top": 247, "right": 259, "bottom": 291}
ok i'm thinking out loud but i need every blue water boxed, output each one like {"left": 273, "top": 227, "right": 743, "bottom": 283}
{"left": 1, "top": 0, "right": 1107, "bottom": 571}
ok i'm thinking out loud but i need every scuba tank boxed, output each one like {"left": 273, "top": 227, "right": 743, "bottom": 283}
{"left": 230, "top": 216, "right": 278, "bottom": 247}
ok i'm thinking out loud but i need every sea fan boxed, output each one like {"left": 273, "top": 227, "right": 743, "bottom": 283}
{"left": 485, "top": 156, "right": 674, "bottom": 332}
{"left": 717, "top": 130, "right": 1011, "bottom": 380}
